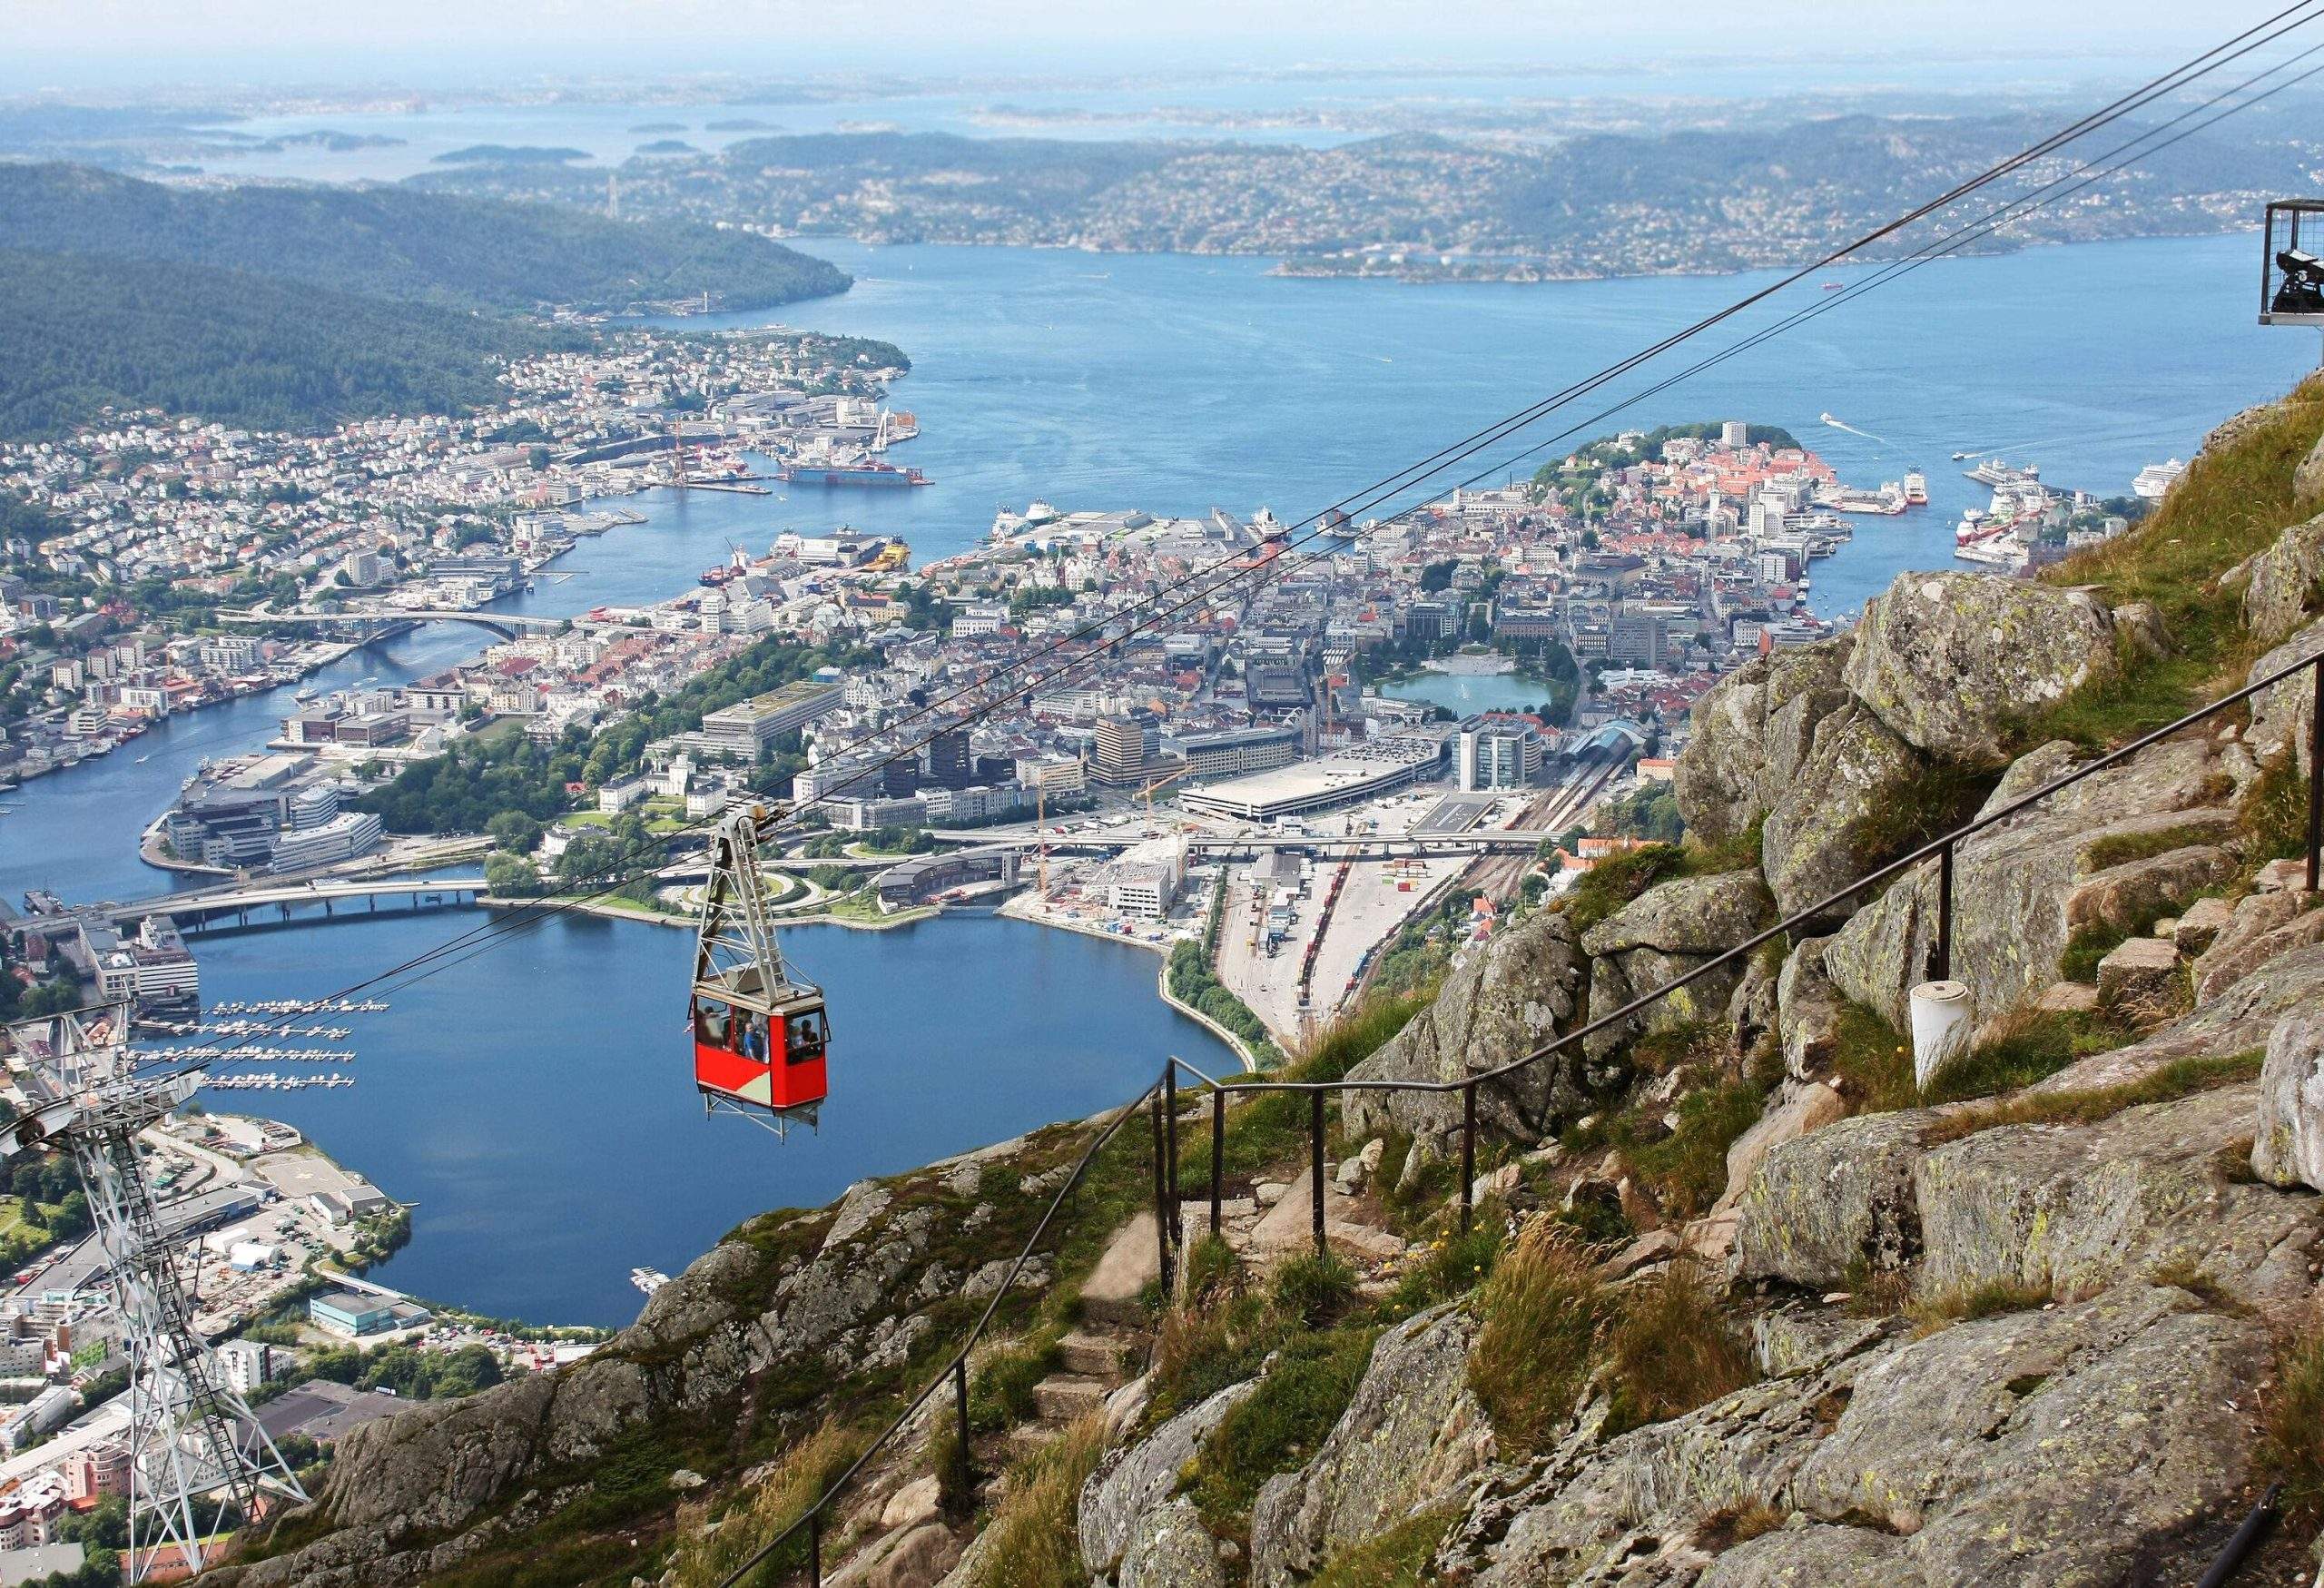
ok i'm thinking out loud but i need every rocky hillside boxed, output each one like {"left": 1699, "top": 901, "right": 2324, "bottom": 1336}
{"left": 210, "top": 375, "right": 2324, "bottom": 1588}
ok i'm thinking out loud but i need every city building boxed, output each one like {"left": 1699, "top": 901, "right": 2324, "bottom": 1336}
{"left": 1177, "top": 739, "right": 1445, "bottom": 824}
{"left": 694, "top": 680, "right": 843, "bottom": 761}
{"left": 215, "top": 1338, "right": 278, "bottom": 1396}
{"left": 1456, "top": 715, "right": 1547, "bottom": 791}
{"left": 1175, "top": 724, "right": 1300, "bottom": 781}
{"left": 1091, "top": 715, "right": 1147, "bottom": 786}
{"left": 309, "top": 1289, "right": 429, "bottom": 1339}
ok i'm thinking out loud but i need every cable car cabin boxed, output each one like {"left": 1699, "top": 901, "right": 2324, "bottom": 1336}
{"left": 2260, "top": 199, "right": 2324, "bottom": 327}
{"left": 691, "top": 979, "right": 828, "bottom": 1115}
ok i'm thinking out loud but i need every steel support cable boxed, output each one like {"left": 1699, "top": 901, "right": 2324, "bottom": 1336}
{"left": 136, "top": 6, "right": 2324, "bottom": 1082}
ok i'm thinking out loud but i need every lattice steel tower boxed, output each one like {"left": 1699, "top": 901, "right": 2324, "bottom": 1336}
{"left": 4, "top": 1007, "right": 305, "bottom": 1582}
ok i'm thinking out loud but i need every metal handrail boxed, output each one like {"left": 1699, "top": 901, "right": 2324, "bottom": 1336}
{"left": 714, "top": 645, "right": 2323, "bottom": 1585}
{"left": 716, "top": 1071, "right": 1166, "bottom": 1587}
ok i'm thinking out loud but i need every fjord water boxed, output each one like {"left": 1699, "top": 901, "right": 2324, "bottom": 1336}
{"left": 4, "top": 230, "right": 2311, "bottom": 1322}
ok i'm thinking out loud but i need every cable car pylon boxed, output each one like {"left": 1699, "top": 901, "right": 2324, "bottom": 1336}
{"left": 689, "top": 804, "right": 829, "bottom": 1135}
{"left": 2, "top": 1006, "right": 306, "bottom": 1582}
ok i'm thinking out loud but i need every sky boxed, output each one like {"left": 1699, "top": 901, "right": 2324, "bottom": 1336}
{"left": 1, "top": 0, "right": 2250, "bottom": 94}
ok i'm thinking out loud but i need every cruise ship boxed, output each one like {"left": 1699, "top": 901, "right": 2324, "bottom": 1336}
{"left": 2132, "top": 459, "right": 2188, "bottom": 500}
{"left": 1903, "top": 471, "right": 1928, "bottom": 506}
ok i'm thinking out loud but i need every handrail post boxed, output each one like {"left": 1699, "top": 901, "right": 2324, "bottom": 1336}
{"left": 1460, "top": 1081, "right": 1478, "bottom": 1235}
{"left": 1209, "top": 1087, "right": 1225, "bottom": 1238}
{"left": 2307, "top": 657, "right": 2321, "bottom": 895}
{"left": 1149, "top": 1087, "right": 1172, "bottom": 1298}
{"left": 1309, "top": 1090, "right": 1327, "bottom": 1258}
{"left": 951, "top": 1357, "right": 972, "bottom": 1504}
{"left": 1934, "top": 839, "right": 1955, "bottom": 983}
{"left": 1164, "top": 1064, "right": 1180, "bottom": 1245}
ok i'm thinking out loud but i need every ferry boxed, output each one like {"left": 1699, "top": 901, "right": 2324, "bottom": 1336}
{"left": 1903, "top": 471, "right": 1928, "bottom": 506}
{"left": 774, "top": 459, "right": 930, "bottom": 488}
{"left": 2132, "top": 459, "right": 2188, "bottom": 500}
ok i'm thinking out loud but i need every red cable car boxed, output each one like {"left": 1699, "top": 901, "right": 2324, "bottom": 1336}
{"left": 690, "top": 806, "right": 827, "bottom": 1131}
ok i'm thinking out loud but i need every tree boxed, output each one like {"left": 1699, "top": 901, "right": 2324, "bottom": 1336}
{"left": 484, "top": 853, "right": 539, "bottom": 895}
{"left": 485, "top": 811, "right": 544, "bottom": 853}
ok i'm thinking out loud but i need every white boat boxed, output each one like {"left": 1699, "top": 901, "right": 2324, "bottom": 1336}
{"left": 631, "top": 1267, "right": 669, "bottom": 1296}
{"left": 2132, "top": 459, "right": 2187, "bottom": 500}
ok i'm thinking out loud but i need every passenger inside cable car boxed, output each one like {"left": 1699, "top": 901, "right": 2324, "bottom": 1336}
{"left": 691, "top": 993, "right": 828, "bottom": 1112}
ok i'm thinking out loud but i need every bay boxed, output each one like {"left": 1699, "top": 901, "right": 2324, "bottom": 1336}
{"left": 5, "top": 227, "right": 2311, "bottom": 1323}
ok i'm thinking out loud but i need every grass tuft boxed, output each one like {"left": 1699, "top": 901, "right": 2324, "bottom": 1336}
{"left": 2082, "top": 824, "right": 2227, "bottom": 871}
{"left": 1903, "top": 1278, "right": 2052, "bottom": 1337}
{"left": 1697, "top": 1499, "right": 1787, "bottom": 1553}
{"left": 965, "top": 1415, "right": 1108, "bottom": 1588}
{"left": 1270, "top": 1251, "right": 1360, "bottom": 1328}
{"left": 1921, "top": 1005, "right": 2130, "bottom": 1103}
{"left": 1828, "top": 1002, "right": 1918, "bottom": 1114}
{"left": 665, "top": 1424, "right": 857, "bottom": 1588}
{"left": 1561, "top": 843, "right": 1690, "bottom": 933}
{"left": 2265, "top": 1328, "right": 2324, "bottom": 1531}
{"left": 1602, "top": 1261, "right": 1758, "bottom": 1435}
{"left": 1468, "top": 1221, "right": 1609, "bottom": 1456}
{"left": 1921, "top": 1050, "right": 2262, "bottom": 1147}
{"left": 1191, "top": 1327, "right": 1379, "bottom": 1541}
{"left": 1310, "top": 1505, "right": 1460, "bottom": 1588}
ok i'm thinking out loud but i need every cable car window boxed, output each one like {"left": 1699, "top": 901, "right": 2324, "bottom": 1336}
{"left": 695, "top": 1003, "right": 730, "bottom": 1047}
{"left": 743, "top": 1015, "right": 771, "bottom": 1062}
{"left": 788, "top": 1010, "right": 828, "bottom": 1060}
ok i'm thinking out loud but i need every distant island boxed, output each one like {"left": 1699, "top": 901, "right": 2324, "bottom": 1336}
{"left": 629, "top": 121, "right": 687, "bottom": 133}
{"left": 433, "top": 143, "right": 589, "bottom": 165}
{"left": 406, "top": 113, "right": 2318, "bottom": 281}
{"left": 704, "top": 118, "right": 778, "bottom": 133}
{"left": 242, "top": 129, "right": 407, "bottom": 153}
{"left": 634, "top": 139, "right": 699, "bottom": 156}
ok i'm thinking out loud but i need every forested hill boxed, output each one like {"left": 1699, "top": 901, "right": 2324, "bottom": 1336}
{"left": 0, "top": 163, "right": 849, "bottom": 313}
{"left": 0, "top": 248, "right": 578, "bottom": 438}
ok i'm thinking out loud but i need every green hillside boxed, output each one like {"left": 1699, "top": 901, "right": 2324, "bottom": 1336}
{"left": 0, "top": 248, "right": 576, "bottom": 437}
{"left": 0, "top": 162, "right": 848, "bottom": 313}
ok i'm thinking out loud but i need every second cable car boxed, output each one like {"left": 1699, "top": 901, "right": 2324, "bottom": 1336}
{"left": 690, "top": 804, "right": 828, "bottom": 1129}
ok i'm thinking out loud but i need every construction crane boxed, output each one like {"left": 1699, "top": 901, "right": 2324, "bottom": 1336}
{"left": 689, "top": 804, "right": 828, "bottom": 1134}
{"left": 1137, "top": 764, "right": 1192, "bottom": 830}
{"left": 1, "top": 1007, "right": 306, "bottom": 1583}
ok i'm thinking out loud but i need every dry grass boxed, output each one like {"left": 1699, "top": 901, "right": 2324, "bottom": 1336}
{"left": 1903, "top": 1278, "right": 2053, "bottom": 1337}
{"left": 2264, "top": 1328, "right": 2324, "bottom": 1531}
{"left": 1310, "top": 1505, "right": 1460, "bottom": 1588}
{"left": 1921, "top": 1004, "right": 2129, "bottom": 1103}
{"left": 1920, "top": 1050, "right": 2262, "bottom": 1147}
{"left": 965, "top": 1414, "right": 1107, "bottom": 1588}
{"left": 2025, "top": 374, "right": 2324, "bottom": 750}
{"left": 665, "top": 1423, "right": 858, "bottom": 1588}
{"left": 1696, "top": 1499, "right": 1787, "bottom": 1553}
{"left": 1468, "top": 1221, "right": 1610, "bottom": 1456}
{"left": 1602, "top": 1261, "right": 1758, "bottom": 1434}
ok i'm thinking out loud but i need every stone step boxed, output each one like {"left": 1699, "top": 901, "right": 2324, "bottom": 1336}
{"left": 1030, "top": 1373, "right": 1111, "bottom": 1424}
{"left": 1080, "top": 1211, "right": 1159, "bottom": 1327}
{"left": 1057, "top": 1330, "right": 1127, "bottom": 1381}
{"left": 1004, "top": 1423, "right": 1059, "bottom": 1458}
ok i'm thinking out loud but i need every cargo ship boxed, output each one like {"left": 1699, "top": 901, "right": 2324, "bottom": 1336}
{"left": 774, "top": 459, "right": 931, "bottom": 488}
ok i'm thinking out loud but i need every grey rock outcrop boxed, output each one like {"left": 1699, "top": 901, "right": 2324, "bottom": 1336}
{"left": 1732, "top": 1110, "right": 1926, "bottom": 1288}
{"left": 1840, "top": 571, "right": 2118, "bottom": 764}
{"left": 1078, "top": 1381, "right": 1254, "bottom": 1577}
{"left": 2253, "top": 1010, "right": 2324, "bottom": 1191}
{"left": 2298, "top": 429, "right": 2324, "bottom": 501}
{"left": 1823, "top": 735, "right": 2237, "bottom": 1029}
{"left": 2244, "top": 510, "right": 2324, "bottom": 645}
{"left": 1115, "top": 1498, "right": 1227, "bottom": 1588}
{"left": 1579, "top": 871, "right": 1772, "bottom": 1061}
{"left": 1248, "top": 1306, "right": 1490, "bottom": 1587}
{"left": 2247, "top": 615, "right": 2323, "bottom": 783}
{"left": 1757, "top": 700, "right": 1925, "bottom": 920}
{"left": 1785, "top": 1285, "right": 2266, "bottom": 1584}
{"left": 1343, "top": 908, "right": 1586, "bottom": 1148}
{"left": 1672, "top": 639, "right": 1853, "bottom": 844}
{"left": 1914, "top": 1083, "right": 2316, "bottom": 1306}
